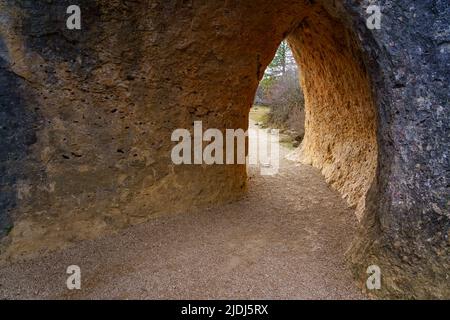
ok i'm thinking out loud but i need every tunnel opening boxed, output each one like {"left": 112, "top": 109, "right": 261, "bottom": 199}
{"left": 250, "top": 5, "right": 378, "bottom": 222}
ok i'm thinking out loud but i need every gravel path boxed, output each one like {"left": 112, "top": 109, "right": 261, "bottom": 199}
{"left": 0, "top": 124, "right": 365, "bottom": 299}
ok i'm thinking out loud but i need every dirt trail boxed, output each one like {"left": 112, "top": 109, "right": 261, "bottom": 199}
{"left": 0, "top": 122, "right": 365, "bottom": 299}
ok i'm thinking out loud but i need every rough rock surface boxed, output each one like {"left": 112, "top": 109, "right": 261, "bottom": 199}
{"left": 286, "top": 5, "right": 378, "bottom": 220}
{"left": 0, "top": 0, "right": 448, "bottom": 298}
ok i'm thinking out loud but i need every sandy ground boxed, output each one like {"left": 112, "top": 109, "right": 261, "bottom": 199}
{"left": 0, "top": 122, "right": 365, "bottom": 299}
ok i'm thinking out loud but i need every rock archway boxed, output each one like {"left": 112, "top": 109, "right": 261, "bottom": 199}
{"left": 0, "top": 0, "right": 448, "bottom": 298}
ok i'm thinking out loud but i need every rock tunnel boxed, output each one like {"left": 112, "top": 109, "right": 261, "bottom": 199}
{"left": 0, "top": 0, "right": 448, "bottom": 298}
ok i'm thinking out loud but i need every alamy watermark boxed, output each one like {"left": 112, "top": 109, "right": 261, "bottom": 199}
{"left": 66, "top": 265, "right": 81, "bottom": 290}
{"left": 171, "top": 121, "right": 280, "bottom": 175}
{"left": 366, "top": 4, "right": 382, "bottom": 30}
{"left": 366, "top": 265, "right": 381, "bottom": 290}
{"left": 66, "top": 5, "right": 81, "bottom": 30}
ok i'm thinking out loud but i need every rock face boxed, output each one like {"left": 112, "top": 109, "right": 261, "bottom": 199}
{"left": 0, "top": 0, "right": 448, "bottom": 298}
{"left": 287, "top": 5, "right": 378, "bottom": 220}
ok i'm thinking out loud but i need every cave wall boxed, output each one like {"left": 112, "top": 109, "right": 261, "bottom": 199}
{"left": 287, "top": 5, "right": 378, "bottom": 220}
{"left": 0, "top": 0, "right": 448, "bottom": 298}
{"left": 341, "top": 0, "right": 450, "bottom": 299}
{"left": 0, "top": 0, "right": 300, "bottom": 255}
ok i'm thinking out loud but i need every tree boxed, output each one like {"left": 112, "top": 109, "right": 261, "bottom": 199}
{"left": 255, "top": 41, "right": 299, "bottom": 105}
{"left": 264, "top": 41, "right": 296, "bottom": 79}
{"left": 254, "top": 40, "right": 305, "bottom": 136}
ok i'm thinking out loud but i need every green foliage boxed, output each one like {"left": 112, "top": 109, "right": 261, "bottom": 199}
{"left": 266, "top": 41, "right": 288, "bottom": 78}
{"left": 254, "top": 40, "right": 305, "bottom": 136}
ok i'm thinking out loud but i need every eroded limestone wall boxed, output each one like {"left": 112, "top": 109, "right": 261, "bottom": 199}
{"left": 287, "top": 5, "right": 378, "bottom": 220}
{"left": 0, "top": 0, "right": 301, "bottom": 256}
